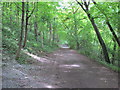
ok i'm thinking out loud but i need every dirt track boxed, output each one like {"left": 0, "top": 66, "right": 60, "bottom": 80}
{"left": 2, "top": 48, "right": 118, "bottom": 88}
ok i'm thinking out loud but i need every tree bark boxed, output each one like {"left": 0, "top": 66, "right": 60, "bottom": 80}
{"left": 41, "top": 31, "right": 44, "bottom": 48}
{"left": 34, "top": 21, "right": 38, "bottom": 41}
{"left": 9, "top": 3, "right": 12, "bottom": 24}
{"left": 106, "top": 21, "right": 120, "bottom": 47}
{"left": 23, "top": 2, "right": 29, "bottom": 48}
{"left": 34, "top": 2, "right": 38, "bottom": 42}
{"left": 92, "top": 0, "right": 120, "bottom": 47}
{"left": 76, "top": 0, "right": 110, "bottom": 63}
{"left": 23, "top": 2, "right": 35, "bottom": 48}
{"left": 15, "top": 1, "right": 25, "bottom": 59}
{"left": 49, "top": 23, "right": 52, "bottom": 45}
{"left": 87, "top": 14, "right": 110, "bottom": 63}
{"left": 52, "top": 18, "right": 56, "bottom": 43}
{"left": 111, "top": 40, "right": 116, "bottom": 64}
{"left": 73, "top": 10, "right": 79, "bottom": 49}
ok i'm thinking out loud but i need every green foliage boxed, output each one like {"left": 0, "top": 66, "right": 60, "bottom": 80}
{"left": 2, "top": 26, "right": 18, "bottom": 53}
{"left": 2, "top": 2, "right": 119, "bottom": 69}
{"left": 16, "top": 53, "right": 28, "bottom": 64}
{"left": 98, "top": 60, "right": 120, "bottom": 72}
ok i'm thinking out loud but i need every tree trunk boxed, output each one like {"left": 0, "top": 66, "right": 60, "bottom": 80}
{"left": 76, "top": 41, "right": 80, "bottom": 49}
{"left": 23, "top": 2, "right": 35, "bottom": 47}
{"left": 87, "top": 14, "right": 110, "bottom": 63}
{"left": 34, "top": 22, "right": 38, "bottom": 41}
{"left": 106, "top": 21, "right": 120, "bottom": 47}
{"left": 52, "top": 18, "right": 56, "bottom": 43}
{"left": 9, "top": 3, "right": 12, "bottom": 24}
{"left": 53, "top": 29, "right": 55, "bottom": 43}
{"left": 34, "top": 2, "right": 38, "bottom": 41}
{"left": 73, "top": 11, "right": 79, "bottom": 49}
{"left": 23, "top": 2, "right": 29, "bottom": 48}
{"left": 15, "top": 1, "right": 25, "bottom": 59}
{"left": 41, "top": 31, "right": 44, "bottom": 48}
{"left": 111, "top": 41, "right": 116, "bottom": 64}
{"left": 76, "top": 0, "right": 110, "bottom": 63}
{"left": 92, "top": 0, "right": 120, "bottom": 47}
{"left": 49, "top": 23, "right": 52, "bottom": 45}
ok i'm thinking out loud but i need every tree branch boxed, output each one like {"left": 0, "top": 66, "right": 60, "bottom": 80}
{"left": 75, "top": 0, "right": 86, "bottom": 12}
{"left": 73, "top": 7, "right": 79, "bottom": 14}
{"left": 28, "top": 3, "right": 35, "bottom": 18}
{"left": 88, "top": 0, "right": 90, "bottom": 6}
{"left": 92, "top": 0, "right": 97, "bottom": 4}
{"left": 92, "top": 0, "right": 108, "bottom": 21}
{"left": 83, "top": 0, "right": 89, "bottom": 11}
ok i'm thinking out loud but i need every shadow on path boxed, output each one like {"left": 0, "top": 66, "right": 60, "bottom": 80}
{"left": 2, "top": 48, "right": 118, "bottom": 88}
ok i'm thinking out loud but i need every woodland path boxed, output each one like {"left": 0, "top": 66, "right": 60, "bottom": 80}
{"left": 2, "top": 48, "right": 118, "bottom": 88}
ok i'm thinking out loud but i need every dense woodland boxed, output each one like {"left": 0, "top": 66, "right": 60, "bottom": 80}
{"left": 2, "top": 1, "right": 120, "bottom": 70}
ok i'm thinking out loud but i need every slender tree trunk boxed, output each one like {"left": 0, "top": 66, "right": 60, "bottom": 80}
{"left": 49, "top": 23, "right": 52, "bottom": 45}
{"left": 56, "top": 34, "right": 59, "bottom": 44}
{"left": 53, "top": 30, "right": 55, "bottom": 43}
{"left": 39, "top": 31, "right": 43, "bottom": 47}
{"left": 73, "top": 11, "right": 79, "bottom": 49}
{"left": 29, "top": 20, "right": 32, "bottom": 32}
{"left": 92, "top": 0, "right": 120, "bottom": 47}
{"left": 9, "top": 3, "right": 12, "bottom": 24}
{"left": 41, "top": 31, "right": 44, "bottom": 48}
{"left": 106, "top": 21, "right": 120, "bottom": 47}
{"left": 76, "top": 41, "right": 80, "bottom": 49}
{"left": 111, "top": 41, "right": 116, "bottom": 64}
{"left": 76, "top": 0, "right": 110, "bottom": 63}
{"left": 34, "top": 22, "right": 38, "bottom": 41}
{"left": 23, "top": 2, "right": 35, "bottom": 47}
{"left": 87, "top": 14, "right": 110, "bottom": 63}
{"left": 34, "top": 2, "right": 38, "bottom": 41}
{"left": 23, "top": 2, "right": 29, "bottom": 48}
{"left": 52, "top": 18, "right": 56, "bottom": 43}
{"left": 16, "top": 1, "right": 25, "bottom": 59}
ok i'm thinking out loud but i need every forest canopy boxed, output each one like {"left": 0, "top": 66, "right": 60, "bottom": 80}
{"left": 2, "top": 1, "right": 120, "bottom": 69}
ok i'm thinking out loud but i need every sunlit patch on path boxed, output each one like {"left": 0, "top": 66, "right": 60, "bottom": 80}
{"left": 59, "top": 64, "right": 80, "bottom": 69}
{"left": 24, "top": 51, "right": 50, "bottom": 63}
{"left": 45, "top": 85, "right": 54, "bottom": 88}
{"left": 3, "top": 49, "right": 118, "bottom": 88}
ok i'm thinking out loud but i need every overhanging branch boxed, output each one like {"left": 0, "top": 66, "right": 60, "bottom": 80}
{"left": 28, "top": 3, "right": 35, "bottom": 18}
{"left": 75, "top": 0, "right": 86, "bottom": 12}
